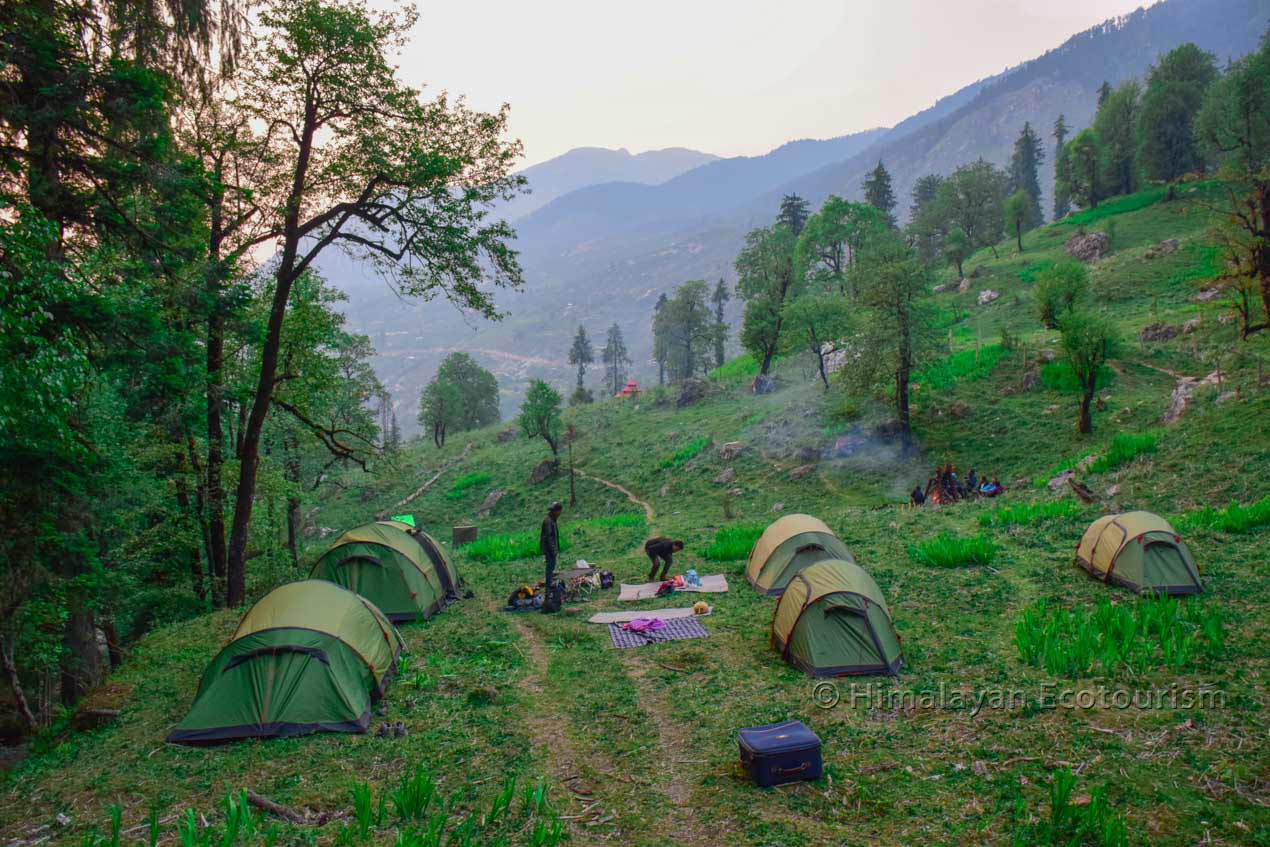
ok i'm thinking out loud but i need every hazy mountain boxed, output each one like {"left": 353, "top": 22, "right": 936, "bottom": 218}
{"left": 499, "top": 146, "right": 719, "bottom": 221}
{"left": 327, "top": 0, "right": 1269, "bottom": 435}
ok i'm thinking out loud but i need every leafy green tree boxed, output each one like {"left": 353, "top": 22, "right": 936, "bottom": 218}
{"left": 1138, "top": 43, "right": 1218, "bottom": 184}
{"left": 419, "top": 379, "right": 462, "bottom": 448}
{"left": 1197, "top": 36, "right": 1270, "bottom": 335}
{"left": 518, "top": 379, "right": 563, "bottom": 458}
{"left": 1004, "top": 191, "right": 1030, "bottom": 253}
{"left": 908, "top": 174, "right": 947, "bottom": 263}
{"left": 652, "top": 292, "right": 670, "bottom": 385}
{"left": 842, "top": 231, "right": 938, "bottom": 450}
{"left": 435, "top": 352, "right": 501, "bottom": 430}
{"left": 221, "top": 0, "right": 525, "bottom": 605}
{"left": 780, "top": 294, "right": 852, "bottom": 389}
{"left": 711, "top": 279, "right": 730, "bottom": 369}
{"left": 1053, "top": 114, "right": 1072, "bottom": 220}
{"left": 1060, "top": 129, "right": 1104, "bottom": 210}
{"left": 736, "top": 225, "right": 799, "bottom": 375}
{"left": 777, "top": 194, "right": 810, "bottom": 235}
{"left": 1034, "top": 262, "right": 1090, "bottom": 328}
{"left": 1094, "top": 81, "right": 1141, "bottom": 198}
{"left": 567, "top": 325, "right": 594, "bottom": 390}
{"left": 932, "top": 159, "right": 1008, "bottom": 256}
{"left": 794, "top": 197, "right": 888, "bottom": 296}
{"left": 943, "top": 227, "right": 971, "bottom": 279}
{"left": 862, "top": 160, "right": 897, "bottom": 226}
{"left": 1058, "top": 310, "right": 1119, "bottom": 434}
{"left": 1007, "top": 122, "right": 1045, "bottom": 228}
{"left": 659, "top": 281, "right": 714, "bottom": 382}
{"left": 601, "top": 323, "right": 631, "bottom": 395}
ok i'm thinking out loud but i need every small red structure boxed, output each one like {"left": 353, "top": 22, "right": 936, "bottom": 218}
{"left": 616, "top": 379, "right": 641, "bottom": 398}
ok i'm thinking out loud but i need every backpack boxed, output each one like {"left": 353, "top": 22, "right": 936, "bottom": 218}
{"left": 540, "top": 580, "right": 565, "bottom": 613}
{"left": 599, "top": 570, "right": 614, "bottom": 589}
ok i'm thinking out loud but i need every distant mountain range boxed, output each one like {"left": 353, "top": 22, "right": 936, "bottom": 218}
{"left": 326, "top": 0, "right": 1270, "bottom": 434}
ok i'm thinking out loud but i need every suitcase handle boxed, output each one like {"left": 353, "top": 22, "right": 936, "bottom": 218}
{"left": 770, "top": 762, "right": 810, "bottom": 775}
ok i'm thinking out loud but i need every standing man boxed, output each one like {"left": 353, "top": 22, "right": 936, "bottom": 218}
{"left": 540, "top": 501, "right": 563, "bottom": 599}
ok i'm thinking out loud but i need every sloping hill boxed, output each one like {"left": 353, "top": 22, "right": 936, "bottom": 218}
{"left": 4, "top": 181, "right": 1267, "bottom": 847}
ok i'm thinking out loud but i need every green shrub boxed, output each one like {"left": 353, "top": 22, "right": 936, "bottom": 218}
{"left": 979, "top": 500, "right": 1084, "bottom": 528}
{"left": 659, "top": 435, "right": 710, "bottom": 469}
{"left": 1088, "top": 431, "right": 1158, "bottom": 474}
{"left": 907, "top": 532, "right": 998, "bottom": 567}
{"left": 702, "top": 522, "right": 766, "bottom": 561}
{"left": 1014, "top": 597, "right": 1225, "bottom": 678}
{"left": 463, "top": 528, "right": 571, "bottom": 563}
{"left": 446, "top": 471, "right": 492, "bottom": 500}
{"left": 1040, "top": 361, "right": 1114, "bottom": 393}
{"left": 916, "top": 345, "right": 1005, "bottom": 391}
{"left": 707, "top": 354, "right": 760, "bottom": 382}
{"left": 1011, "top": 767, "right": 1128, "bottom": 847}
{"left": 1034, "top": 262, "right": 1088, "bottom": 329}
{"left": 1176, "top": 496, "right": 1270, "bottom": 534}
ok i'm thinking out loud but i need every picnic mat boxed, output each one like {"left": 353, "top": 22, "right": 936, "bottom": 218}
{"left": 588, "top": 607, "right": 709, "bottom": 624}
{"left": 608, "top": 617, "right": 709, "bottom": 649}
{"left": 617, "top": 574, "right": 729, "bottom": 601}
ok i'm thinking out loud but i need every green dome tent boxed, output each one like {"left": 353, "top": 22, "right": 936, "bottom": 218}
{"left": 379, "top": 519, "right": 462, "bottom": 598}
{"left": 168, "top": 580, "right": 403, "bottom": 744}
{"left": 747, "top": 514, "right": 855, "bottom": 596}
{"left": 310, "top": 522, "right": 448, "bottom": 622}
{"left": 1075, "top": 511, "right": 1201, "bottom": 595}
{"left": 772, "top": 560, "right": 903, "bottom": 677}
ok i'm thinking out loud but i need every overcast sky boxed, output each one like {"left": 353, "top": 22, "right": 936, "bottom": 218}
{"left": 384, "top": 0, "right": 1156, "bottom": 168}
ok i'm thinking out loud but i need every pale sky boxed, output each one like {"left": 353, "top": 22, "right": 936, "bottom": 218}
{"left": 384, "top": 1, "right": 1156, "bottom": 168}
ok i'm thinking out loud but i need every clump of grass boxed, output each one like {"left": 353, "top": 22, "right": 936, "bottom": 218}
{"left": 1014, "top": 597, "right": 1225, "bottom": 678}
{"left": 1176, "top": 496, "right": 1270, "bottom": 534}
{"left": 463, "top": 528, "right": 571, "bottom": 563}
{"left": 1016, "top": 258, "right": 1056, "bottom": 284}
{"left": 1088, "top": 431, "right": 1158, "bottom": 474}
{"left": 907, "top": 531, "right": 998, "bottom": 567}
{"left": 916, "top": 344, "right": 1005, "bottom": 391}
{"left": 707, "top": 353, "right": 760, "bottom": 382}
{"left": 1056, "top": 187, "right": 1166, "bottom": 226}
{"left": 391, "top": 764, "right": 437, "bottom": 822}
{"left": 1011, "top": 767, "right": 1128, "bottom": 847}
{"left": 446, "top": 471, "right": 492, "bottom": 500}
{"left": 979, "top": 500, "right": 1084, "bottom": 528}
{"left": 659, "top": 435, "right": 710, "bottom": 469}
{"left": 702, "top": 522, "right": 765, "bottom": 561}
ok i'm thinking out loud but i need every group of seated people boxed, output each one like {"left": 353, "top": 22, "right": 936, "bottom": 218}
{"left": 910, "top": 464, "right": 1004, "bottom": 506}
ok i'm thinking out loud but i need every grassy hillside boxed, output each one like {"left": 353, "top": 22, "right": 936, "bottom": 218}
{"left": 2, "top": 185, "right": 1267, "bottom": 846}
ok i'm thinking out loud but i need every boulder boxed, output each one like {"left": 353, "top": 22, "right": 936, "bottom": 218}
{"left": 789, "top": 464, "right": 815, "bottom": 480}
{"left": 1139, "top": 322, "right": 1179, "bottom": 343}
{"left": 1195, "top": 287, "right": 1222, "bottom": 303}
{"left": 957, "top": 277, "right": 972, "bottom": 293}
{"left": 1048, "top": 470, "right": 1076, "bottom": 490}
{"left": 1143, "top": 238, "right": 1180, "bottom": 259}
{"left": 718, "top": 441, "right": 744, "bottom": 461}
{"left": 476, "top": 489, "right": 505, "bottom": 518}
{"left": 676, "top": 378, "right": 710, "bottom": 408}
{"left": 770, "top": 502, "right": 784, "bottom": 513}
{"left": 977, "top": 289, "right": 1000, "bottom": 305}
{"left": 1065, "top": 230, "right": 1111, "bottom": 262}
{"left": 1106, "top": 484, "right": 1121, "bottom": 497}
{"left": 497, "top": 429, "right": 517, "bottom": 443}
{"left": 933, "top": 282, "right": 954, "bottom": 293}
{"left": 1182, "top": 317, "right": 1202, "bottom": 334}
{"left": 527, "top": 459, "right": 558, "bottom": 485}
{"left": 713, "top": 467, "right": 737, "bottom": 485}
{"left": 752, "top": 373, "right": 776, "bottom": 395}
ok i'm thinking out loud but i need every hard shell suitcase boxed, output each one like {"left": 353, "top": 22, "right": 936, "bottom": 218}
{"left": 737, "top": 719, "right": 822, "bottom": 787}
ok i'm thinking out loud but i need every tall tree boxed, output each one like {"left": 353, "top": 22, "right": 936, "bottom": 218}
{"left": 1094, "top": 81, "right": 1141, "bottom": 198}
{"left": 1004, "top": 191, "right": 1030, "bottom": 253}
{"left": 419, "top": 379, "right": 462, "bottom": 448}
{"left": 736, "top": 225, "right": 798, "bottom": 375}
{"left": 1197, "top": 37, "right": 1270, "bottom": 335}
{"left": 777, "top": 194, "right": 810, "bottom": 235}
{"left": 660, "top": 281, "right": 714, "bottom": 383}
{"left": 567, "top": 325, "right": 594, "bottom": 389}
{"left": 1059, "top": 310, "right": 1118, "bottom": 434}
{"left": 651, "top": 293, "right": 670, "bottom": 385}
{"left": 908, "top": 174, "right": 947, "bottom": 263}
{"left": 794, "top": 197, "right": 888, "bottom": 296}
{"left": 933, "top": 159, "right": 1008, "bottom": 256}
{"left": 780, "top": 294, "right": 851, "bottom": 390}
{"left": 1060, "top": 129, "right": 1104, "bottom": 210}
{"left": 1097, "top": 80, "right": 1112, "bottom": 107}
{"left": 1052, "top": 114, "right": 1072, "bottom": 220}
{"left": 221, "top": 0, "right": 524, "bottom": 605}
{"left": 711, "top": 279, "right": 730, "bottom": 369}
{"left": 601, "top": 323, "right": 631, "bottom": 395}
{"left": 434, "top": 352, "right": 500, "bottom": 430}
{"left": 1138, "top": 43, "right": 1218, "bottom": 184}
{"left": 943, "top": 227, "right": 971, "bottom": 279}
{"left": 1007, "top": 122, "right": 1045, "bottom": 228}
{"left": 862, "top": 160, "right": 897, "bottom": 227}
{"left": 518, "top": 379, "right": 562, "bottom": 458}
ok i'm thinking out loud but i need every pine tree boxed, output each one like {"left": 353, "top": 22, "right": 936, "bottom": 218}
{"left": 777, "top": 194, "right": 810, "bottom": 235}
{"left": 862, "top": 160, "right": 897, "bottom": 226}
{"left": 652, "top": 293, "right": 670, "bottom": 385}
{"left": 711, "top": 279, "right": 730, "bottom": 369}
{"left": 1094, "top": 81, "right": 1141, "bottom": 198}
{"left": 567, "top": 325, "right": 594, "bottom": 389}
{"left": 601, "top": 323, "right": 631, "bottom": 395}
{"left": 1052, "top": 114, "right": 1072, "bottom": 220}
{"left": 1007, "top": 122, "right": 1045, "bottom": 228}
{"left": 1097, "top": 80, "right": 1112, "bottom": 107}
{"left": 1138, "top": 43, "right": 1218, "bottom": 183}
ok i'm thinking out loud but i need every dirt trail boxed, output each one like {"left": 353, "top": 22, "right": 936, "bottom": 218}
{"left": 574, "top": 468, "right": 656, "bottom": 525}
{"left": 381, "top": 442, "right": 473, "bottom": 516}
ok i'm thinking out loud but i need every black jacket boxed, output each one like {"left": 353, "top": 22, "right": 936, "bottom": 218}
{"left": 540, "top": 516, "right": 559, "bottom": 556}
{"left": 644, "top": 537, "right": 681, "bottom": 560}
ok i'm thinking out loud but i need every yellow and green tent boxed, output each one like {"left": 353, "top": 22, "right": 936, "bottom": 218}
{"left": 379, "top": 520, "right": 462, "bottom": 597}
{"left": 747, "top": 514, "right": 855, "bottom": 596}
{"left": 1075, "top": 511, "right": 1201, "bottom": 595}
{"left": 310, "top": 521, "right": 454, "bottom": 622}
{"left": 168, "top": 580, "right": 403, "bottom": 744}
{"left": 772, "top": 559, "right": 903, "bottom": 677}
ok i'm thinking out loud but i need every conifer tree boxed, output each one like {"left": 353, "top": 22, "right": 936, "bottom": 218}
{"left": 711, "top": 279, "right": 730, "bottom": 369}
{"left": 1007, "top": 122, "right": 1045, "bottom": 228}
{"left": 1052, "top": 114, "right": 1072, "bottom": 220}
{"left": 777, "top": 194, "right": 810, "bottom": 235}
{"left": 862, "top": 160, "right": 897, "bottom": 226}
{"left": 601, "top": 323, "right": 631, "bottom": 395}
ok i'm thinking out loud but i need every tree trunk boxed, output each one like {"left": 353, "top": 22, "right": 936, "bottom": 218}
{"left": 759, "top": 346, "right": 775, "bottom": 376}
{"left": 60, "top": 610, "right": 104, "bottom": 707}
{"left": 897, "top": 309, "right": 913, "bottom": 452}
{"left": 956, "top": 259, "right": 964, "bottom": 278}
{"left": 1016, "top": 223, "right": 1023, "bottom": 253}
{"left": 1, "top": 638, "right": 38, "bottom": 733}
{"left": 1258, "top": 182, "right": 1270, "bottom": 326}
{"left": 205, "top": 194, "right": 230, "bottom": 606}
{"left": 283, "top": 431, "right": 302, "bottom": 567}
{"left": 1078, "top": 385, "right": 1094, "bottom": 434}
{"left": 173, "top": 468, "right": 206, "bottom": 602}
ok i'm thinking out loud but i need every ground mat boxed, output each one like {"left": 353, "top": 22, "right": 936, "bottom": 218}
{"left": 617, "top": 574, "right": 729, "bottom": 601}
{"left": 588, "top": 607, "right": 709, "bottom": 624}
{"left": 608, "top": 617, "right": 709, "bottom": 648}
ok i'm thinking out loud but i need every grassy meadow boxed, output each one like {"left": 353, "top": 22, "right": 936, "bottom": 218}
{"left": 1, "top": 184, "right": 1267, "bottom": 845}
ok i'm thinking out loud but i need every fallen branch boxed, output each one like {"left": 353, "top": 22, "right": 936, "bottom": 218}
{"left": 245, "top": 791, "right": 346, "bottom": 826}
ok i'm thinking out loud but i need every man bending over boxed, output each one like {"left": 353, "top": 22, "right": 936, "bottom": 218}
{"left": 644, "top": 537, "right": 685, "bottom": 582}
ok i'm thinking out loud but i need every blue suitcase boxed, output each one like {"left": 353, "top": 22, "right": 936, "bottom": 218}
{"left": 737, "top": 720, "right": 823, "bottom": 787}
